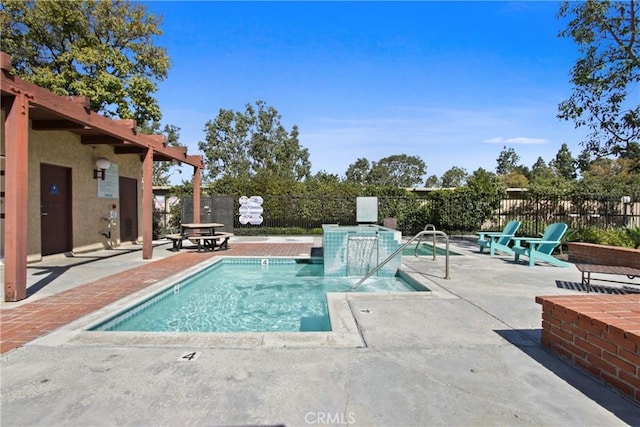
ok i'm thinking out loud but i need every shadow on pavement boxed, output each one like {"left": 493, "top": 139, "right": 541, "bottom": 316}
{"left": 495, "top": 329, "right": 639, "bottom": 424}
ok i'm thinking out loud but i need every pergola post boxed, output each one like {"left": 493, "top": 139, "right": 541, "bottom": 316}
{"left": 142, "top": 146, "right": 154, "bottom": 259}
{"left": 193, "top": 165, "right": 201, "bottom": 224}
{"left": 4, "top": 93, "right": 29, "bottom": 301}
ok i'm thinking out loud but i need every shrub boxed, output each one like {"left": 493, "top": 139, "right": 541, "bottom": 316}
{"left": 573, "top": 227, "right": 635, "bottom": 248}
{"left": 624, "top": 226, "right": 640, "bottom": 249}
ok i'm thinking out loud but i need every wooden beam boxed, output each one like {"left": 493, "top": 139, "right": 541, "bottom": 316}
{"left": 63, "top": 95, "right": 90, "bottom": 109}
{"left": 82, "top": 135, "right": 124, "bottom": 145}
{"left": 151, "top": 153, "right": 174, "bottom": 162}
{"left": 31, "top": 119, "right": 86, "bottom": 131}
{"left": 142, "top": 134, "right": 165, "bottom": 145}
{"left": 186, "top": 154, "right": 205, "bottom": 169}
{"left": 4, "top": 93, "right": 29, "bottom": 301}
{"left": 114, "top": 146, "right": 144, "bottom": 155}
{"left": 115, "top": 119, "right": 136, "bottom": 131}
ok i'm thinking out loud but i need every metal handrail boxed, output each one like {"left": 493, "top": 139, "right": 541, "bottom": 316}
{"left": 415, "top": 224, "right": 437, "bottom": 260}
{"left": 350, "top": 229, "right": 450, "bottom": 290}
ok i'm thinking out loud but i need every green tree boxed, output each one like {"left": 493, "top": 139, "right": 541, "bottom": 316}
{"left": 345, "top": 154, "right": 426, "bottom": 187}
{"left": 550, "top": 143, "right": 577, "bottom": 180}
{"left": 345, "top": 158, "right": 371, "bottom": 183}
{"left": 466, "top": 167, "right": 504, "bottom": 195}
{"left": 440, "top": 166, "right": 467, "bottom": 187}
{"left": 577, "top": 157, "right": 640, "bottom": 194}
{"left": 424, "top": 174, "right": 439, "bottom": 188}
{"left": 557, "top": 0, "right": 640, "bottom": 157}
{"left": 496, "top": 146, "right": 529, "bottom": 187}
{"left": 576, "top": 149, "right": 593, "bottom": 175}
{"left": 310, "top": 171, "right": 342, "bottom": 186}
{"left": 500, "top": 171, "right": 529, "bottom": 188}
{"left": 495, "top": 146, "right": 521, "bottom": 175}
{"left": 530, "top": 156, "right": 554, "bottom": 182}
{"left": 528, "top": 155, "right": 577, "bottom": 195}
{"left": 367, "top": 154, "right": 426, "bottom": 187}
{"left": 0, "top": 0, "right": 169, "bottom": 123}
{"left": 619, "top": 141, "right": 640, "bottom": 173}
{"left": 200, "top": 100, "right": 311, "bottom": 183}
{"left": 425, "top": 168, "right": 504, "bottom": 232}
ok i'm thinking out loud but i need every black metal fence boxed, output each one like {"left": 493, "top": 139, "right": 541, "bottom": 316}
{"left": 491, "top": 194, "right": 639, "bottom": 236}
{"left": 154, "top": 193, "right": 640, "bottom": 237}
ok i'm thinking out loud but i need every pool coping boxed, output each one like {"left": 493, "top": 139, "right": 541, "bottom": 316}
{"left": 29, "top": 256, "right": 439, "bottom": 350}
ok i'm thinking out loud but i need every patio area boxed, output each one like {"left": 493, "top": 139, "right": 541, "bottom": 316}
{"left": 1, "top": 236, "right": 638, "bottom": 426}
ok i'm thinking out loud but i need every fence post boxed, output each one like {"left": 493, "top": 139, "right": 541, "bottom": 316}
{"left": 535, "top": 194, "right": 540, "bottom": 236}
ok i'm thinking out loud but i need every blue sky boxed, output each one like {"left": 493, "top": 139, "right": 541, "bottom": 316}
{"left": 144, "top": 1, "right": 586, "bottom": 184}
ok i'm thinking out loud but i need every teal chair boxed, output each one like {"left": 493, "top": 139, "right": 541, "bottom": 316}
{"left": 512, "top": 223, "right": 569, "bottom": 267}
{"left": 476, "top": 220, "right": 521, "bottom": 256}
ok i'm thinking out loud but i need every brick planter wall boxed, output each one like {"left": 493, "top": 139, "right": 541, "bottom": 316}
{"left": 568, "top": 242, "right": 640, "bottom": 267}
{"left": 536, "top": 295, "right": 640, "bottom": 403}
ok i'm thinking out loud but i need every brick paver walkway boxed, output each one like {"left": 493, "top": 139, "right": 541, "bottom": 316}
{"left": 0, "top": 243, "right": 314, "bottom": 354}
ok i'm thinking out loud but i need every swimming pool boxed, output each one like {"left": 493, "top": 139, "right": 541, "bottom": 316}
{"left": 402, "top": 243, "right": 462, "bottom": 256}
{"left": 91, "top": 258, "right": 427, "bottom": 333}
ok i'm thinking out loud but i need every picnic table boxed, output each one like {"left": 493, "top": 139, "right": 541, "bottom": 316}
{"left": 181, "top": 222, "right": 225, "bottom": 236}
{"left": 166, "top": 223, "right": 233, "bottom": 252}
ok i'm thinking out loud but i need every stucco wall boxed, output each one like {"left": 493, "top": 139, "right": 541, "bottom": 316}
{"left": 0, "top": 121, "right": 141, "bottom": 261}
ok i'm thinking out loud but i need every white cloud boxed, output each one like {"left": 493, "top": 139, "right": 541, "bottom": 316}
{"left": 482, "top": 136, "right": 549, "bottom": 144}
{"left": 482, "top": 137, "right": 505, "bottom": 144}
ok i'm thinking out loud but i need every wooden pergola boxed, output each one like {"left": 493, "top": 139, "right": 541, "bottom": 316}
{"left": 1, "top": 52, "right": 204, "bottom": 301}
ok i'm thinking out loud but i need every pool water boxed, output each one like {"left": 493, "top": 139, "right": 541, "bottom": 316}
{"left": 402, "top": 243, "right": 461, "bottom": 256}
{"left": 92, "top": 258, "right": 424, "bottom": 333}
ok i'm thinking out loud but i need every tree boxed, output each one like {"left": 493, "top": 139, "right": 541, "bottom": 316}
{"left": 424, "top": 168, "right": 504, "bottom": 232}
{"left": 495, "top": 146, "right": 521, "bottom": 175}
{"left": 577, "top": 156, "right": 640, "bottom": 194}
{"left": 440, "top": 166, "right": 468, "bottom": 187}
{"left": 530, "top": 156, "right": 555, "bottom": 182}
{"left": 424, "top": 175, "right": 439, "bottom": 188}
{"left": 619, "top": 141, "right": 640, "bottom": 173}
{"left": 550, "top": 143, "right": 577, "bottom": 180}
{"left": 466, "top": 168, "right": 504, "bottom": 195}
{"left": 557, "top": 0, "right": 640, "bottom": 157}
{"left": 576, "top": 149, "right": 593, "bottom": 176}
{"left": 367, "top": 154, "right": 426, "bottom": 187}
{"left": 344, "top": 154, "right": 426, "bottom": 187}
{"left": 200, "top": 100, "right": 311, "bottom": 183}
{"left": 529, "top": 156, "right": 576, "bottom": 195}
{"left": 345, "top": 158, "right": 371, "bottom": 183}
{"left": 0, "top": 0, "right": 169, "bottom": 123}
{"left": 500, "top": 171, "right": 529, "bottom": 188}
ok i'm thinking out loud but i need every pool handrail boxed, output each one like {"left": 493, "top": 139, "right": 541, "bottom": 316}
{"left": 350, "top": 229, "right": 450, "bottom": 290}
{"left": 415, "top": 224, "right": 438, "bottom": 260}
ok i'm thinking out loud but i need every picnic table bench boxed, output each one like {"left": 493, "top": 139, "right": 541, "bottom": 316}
{"left": 574, "top": 263, "right": 640, "bottom": 293}
{"left": 166, "top": 232, "right": 234, "bottom": 252}
{"left": 166, "top": 233, "right": 186, "bottom": 251}
{"left": 188, "top": 232, "right": 234, "bottom": 252}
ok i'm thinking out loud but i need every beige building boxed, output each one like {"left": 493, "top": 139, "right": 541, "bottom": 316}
{"left": 1, "top": 52, "right": 205, "bottom": 301}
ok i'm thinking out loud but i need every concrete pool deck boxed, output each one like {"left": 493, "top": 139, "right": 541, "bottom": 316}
{"left": 1, "top": 236, "right": 638, "bottom": 426}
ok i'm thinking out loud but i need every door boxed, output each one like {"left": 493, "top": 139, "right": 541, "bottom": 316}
{"left": 40, "top": 164, "right": 72, "bottom": 255}
{"left": 119, "top": 177, "right": 138, "bottom": 242}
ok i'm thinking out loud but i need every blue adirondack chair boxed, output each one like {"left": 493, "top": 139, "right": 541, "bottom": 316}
{"left": 476, "top": 220, "right": 521, "bottom": 256}
{"left": 512, "top": 222, "right": 570, "bottom": 267}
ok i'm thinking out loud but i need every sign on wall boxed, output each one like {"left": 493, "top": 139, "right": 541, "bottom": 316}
{"left": 98, "top": 163, "right": 119, "bottom": 198}
{"left": 239, "top": 195, "right": 264, "bottom": 225}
